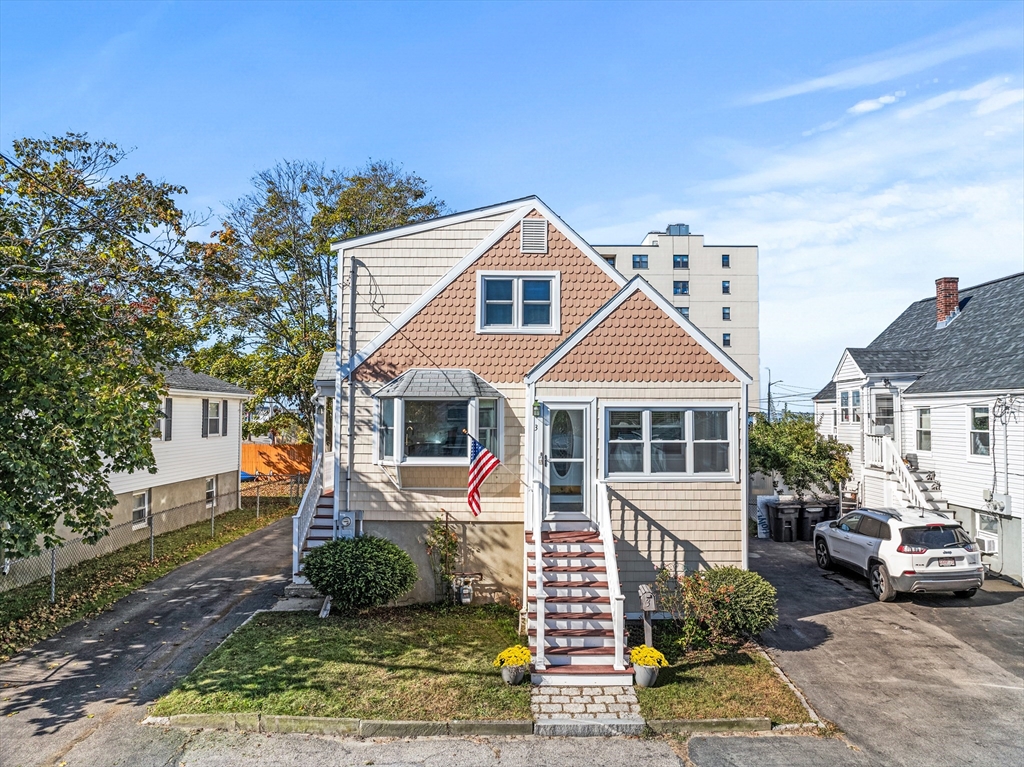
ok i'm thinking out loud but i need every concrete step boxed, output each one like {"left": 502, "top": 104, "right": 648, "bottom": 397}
{"left": 531, "top": 664, "right": 633, "bottom": 687}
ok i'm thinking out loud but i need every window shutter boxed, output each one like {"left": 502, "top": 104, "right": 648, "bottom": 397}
{"left": 202, "top": 399, "right": 209, "bottom": 438}
{"left": 520, "top": 219, "right": 548, "bottom": 254}
{"left": 164, "top": 397, "right": 173, "bottom": 441}
{"left": 222, "top": 400, "right": 229, "bottom": 436}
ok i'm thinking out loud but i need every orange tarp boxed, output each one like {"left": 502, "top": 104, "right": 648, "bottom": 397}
{"left": 241, "top": 444, "right": 313, "bottom": 476}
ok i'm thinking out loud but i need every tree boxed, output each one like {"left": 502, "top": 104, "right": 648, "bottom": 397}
{"left": 749, "top": 412, "right": 852, "bottom": 497}
{"left": 188, "top": 160, "right": 446, "bottom": 440}
{"left": 0, "top": 133, "right": 204, "bottom": 557}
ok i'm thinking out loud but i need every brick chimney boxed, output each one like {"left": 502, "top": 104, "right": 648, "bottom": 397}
{"left": 935, "top": 277, "right": 960, "bottom": 327}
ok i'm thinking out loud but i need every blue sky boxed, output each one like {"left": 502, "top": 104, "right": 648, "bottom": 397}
{"left": 3, "top": 0, "right": 1022, "bottom": 407}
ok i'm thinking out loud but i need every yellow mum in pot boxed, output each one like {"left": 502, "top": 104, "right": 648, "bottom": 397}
{"left": 493, "top": 645, "right": 532, "bottom": 668}
{"left": 630, "top": 645, "right": 668, "bottom": 667}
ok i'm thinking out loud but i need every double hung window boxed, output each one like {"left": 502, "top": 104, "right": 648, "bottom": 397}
{"left": 378, "top": 397, "right": 501, "bottom": 464}
{"left": 632, "top": 254, "right": 649, "bottom": 269}
{"left": 673, "top": 280, "right": 689, "bottom": 296}
{"left": 851, "top": 391, "right": 861, "bottom": 422}
{"left": 722, "top": 333, "right": 731, "bottom": 347}
{"left": 206, "top": 477, "right": 216, "bottom": 507}
{"left": 605, "top": 407, "right": 731, "bottom": 478}
{"left": 132, "top": 491, "right": 150, "bottom": 527}
{"left": 722, "top": 307, "right": 731, "bottom": 321}
{"left": 673, "top": 254, "right": 688, "bottom": 269}
{"left": 970, "top": 407, "right": 990, "bottom": 456}
{"left": 478, "top": 273, "right": 559, "bottom": 333}
{"left": 917, "top": 408, "right": 932, "bottom": 451}
{"left": 841, "top": 392, "right": 850, "bottom": 422}
{"left": 722, "top": 280, "right": 731, "bottom": 294}
{"left": 722, "top": 254, "right": 731, "bottom": 268}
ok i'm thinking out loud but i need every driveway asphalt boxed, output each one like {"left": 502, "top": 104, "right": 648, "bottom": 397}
{"left": 0, "top": 517, "right": 293, "bottom": 767}
{"left": 749, "top": 536, "right": 1024, "bottom": 767}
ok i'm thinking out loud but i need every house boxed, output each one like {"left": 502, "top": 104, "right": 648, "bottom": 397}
{"left": 813, "top": 274, "right": 1024, "bottom": 584}
{"left": 594, "top": 225, "right": 760, "bottom": 407}
{"left": 106, "top": 366, "right": 251, "bottom": 534}
{"left": 295, "top": 197, "right": 752, "bottom": 686}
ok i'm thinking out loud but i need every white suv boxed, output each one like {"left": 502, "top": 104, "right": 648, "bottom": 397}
{"left": 814, "top": 507, "right": 984, "bottom": 601}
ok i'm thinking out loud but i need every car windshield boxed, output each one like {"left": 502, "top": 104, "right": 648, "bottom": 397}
{"left": 901, "top": 526, "right": 971, "bottom": 549}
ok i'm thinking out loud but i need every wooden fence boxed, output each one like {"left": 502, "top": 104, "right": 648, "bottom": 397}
{"left": 242, "top": 443, "right": 313, "bottom": 476}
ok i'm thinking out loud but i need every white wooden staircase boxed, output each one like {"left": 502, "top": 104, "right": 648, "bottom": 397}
{"left": 527, "top": 512, "right": 632, "bottom": 687}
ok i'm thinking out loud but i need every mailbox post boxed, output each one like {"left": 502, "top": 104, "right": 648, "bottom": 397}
{"left": 638, "top": 584, "right": 656, "bottom": 647}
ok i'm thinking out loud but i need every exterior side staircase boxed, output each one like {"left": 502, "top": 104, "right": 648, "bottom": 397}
{"left": 900, "top": 467, "right": 946, "bottom": 511}
{"left": 526, "top": 514, "right": 632, "bottom": 687}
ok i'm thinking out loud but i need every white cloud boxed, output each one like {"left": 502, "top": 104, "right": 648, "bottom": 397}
{"left": 848, "top": 90, "right": 906, "bottom": 114}
{"left": 749, "top": 26, "right": 1018, "bottom": 103}
{"left": 580, "top": 78, "right": 1024, "bottom": 399}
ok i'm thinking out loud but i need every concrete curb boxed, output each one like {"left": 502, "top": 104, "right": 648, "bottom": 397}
{"left": 142, "top": 714, "right": 533, "bottom": 737}
{"left": 647, "top": 717, "right": 771, "bottom": 734}
{"left": 753, "top": 644, "right": 827, "bottom": 730}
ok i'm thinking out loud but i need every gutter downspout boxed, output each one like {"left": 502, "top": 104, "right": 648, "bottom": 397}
{"left": 740, "top": 382, "right": 749, "bottom": 570}
{"left": 332, "top": 251, "right": 345, "bottom": 524}
{"left": 346, "top": 256, "right": 358, "bottom": 516}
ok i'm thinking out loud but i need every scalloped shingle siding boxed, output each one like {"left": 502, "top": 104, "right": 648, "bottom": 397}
{"left": 358, "top": 216, "right": 620, "bottom": 383}
{"left": 542, "top": 291, "right": 735, "bottom": 382}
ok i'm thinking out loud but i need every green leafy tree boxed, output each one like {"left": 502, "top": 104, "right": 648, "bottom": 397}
{"left": 188, "top": 160, "right": 446, "bottom": 440}
{"left": 0, "top": 133, "right": 205, "bottom": 557}
{"left": 749, "top": 412, "right": 852, "bottom": 497}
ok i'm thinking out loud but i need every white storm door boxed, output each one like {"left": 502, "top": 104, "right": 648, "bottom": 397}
{"left": 544, "top": 405, "right": 589, "bottom": 517}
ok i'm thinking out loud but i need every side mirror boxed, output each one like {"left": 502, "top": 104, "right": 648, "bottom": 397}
{"left": 828, "top": 521, "right": 838, "bottom": 529}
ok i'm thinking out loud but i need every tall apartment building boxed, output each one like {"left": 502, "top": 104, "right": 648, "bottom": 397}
{"left": 594, "top": 224, "right": 760, "bottom": 408}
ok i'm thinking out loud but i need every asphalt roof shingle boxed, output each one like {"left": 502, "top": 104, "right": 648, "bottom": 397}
{"left": 862, "top": 273, "right": 1024, "bottom": 394}
{"left": 162, "top": 366, "right": 251, "bottom": 396}
{"left": 373, "top": 369, "right": 503, "bottom": 399}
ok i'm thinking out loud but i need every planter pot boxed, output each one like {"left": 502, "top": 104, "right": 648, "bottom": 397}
{"left": 501, "top": 666, "right": 526, "bottom": 686}
{"left": 634, "top": 665, "right": 660, "bottom": 688}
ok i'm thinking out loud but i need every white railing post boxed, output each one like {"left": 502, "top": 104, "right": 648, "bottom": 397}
{"left": 595, "top": 480, "right": 626, "bottom": 671}
{"left": 532, "top": 479, "right": 546, "bottom": 670}
{"left": 292, "top": 453, "right": 324, "bottom": 583}
{"left": 883, "top": 436, "right": 930, "bottom": 510}
{"left": 292, "top": 514, "right": 300, "bottom": 580}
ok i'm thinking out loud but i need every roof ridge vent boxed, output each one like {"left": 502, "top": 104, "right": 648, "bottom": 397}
{"left": 520, "top": 218, "right": 548, "bottom": 254}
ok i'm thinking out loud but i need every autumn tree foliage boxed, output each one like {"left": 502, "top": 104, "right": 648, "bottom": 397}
{"left": 187, "top": 160, "right": 446, "bottom": 439}
{"left": 0, "top": 133, "right": 206, "bottom": 557}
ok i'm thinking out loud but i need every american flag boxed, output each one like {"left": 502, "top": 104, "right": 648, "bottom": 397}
{"left": 468, "top": 436, "right": 501, "bottom": 516}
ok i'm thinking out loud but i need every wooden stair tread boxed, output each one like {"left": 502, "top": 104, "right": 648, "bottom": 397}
{"left": 539, "top": 552, "right": 606, "bottom": 559}
{"left": 533, "top": 664, "right": 632, "bottom": 675}
{"left": 528, "top": 628, "right": 615, "bottom": 637}
{"left": 528, "top": 611, "right": 613, "bottom": 621}
{"left": 529, "top": 581, "right": 609, "bottom": 589}
{"left": 528, "top": 565, "right": 607, "bottom": 573}
{"left": 538, "top": 595, "right": 610, "bottom": 603}
{"left": 526, "top": 532, "right": 601, "bottom": 544}
{"left": 531, "top": 645, "right": 624, "bottom": 656}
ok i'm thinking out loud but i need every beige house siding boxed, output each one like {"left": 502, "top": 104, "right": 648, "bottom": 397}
{"left": 344, "top": 213, "right": 513, "bottom": 351}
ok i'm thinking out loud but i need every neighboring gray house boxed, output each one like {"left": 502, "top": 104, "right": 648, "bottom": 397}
{"left": 814, "top": 274, "right": 1024, "bottom": 584}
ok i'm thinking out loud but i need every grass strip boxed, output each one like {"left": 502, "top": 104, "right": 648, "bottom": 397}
{"left": 628, "top": 621, "right": 811, "bottom": 725}
{"left": 151, "top": 605, "right": 532, "bottom": 721}
{"left": 0, "top": 499, "right": 294, "bottom": 661}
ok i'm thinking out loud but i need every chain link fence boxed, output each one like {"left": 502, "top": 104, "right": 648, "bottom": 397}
{"left": 0, "top": 474, "right": 307, "bottom": 598}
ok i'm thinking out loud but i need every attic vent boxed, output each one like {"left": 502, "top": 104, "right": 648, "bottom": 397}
{"left": 520, "top": 219, "right": 548, "bottom": 254}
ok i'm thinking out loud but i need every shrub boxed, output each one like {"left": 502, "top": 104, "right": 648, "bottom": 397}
{"left": 655, "top": 566, "right": 778, "bottom": 650}
{"left": 303, "top": 536, "right": 418, "bottom": 612}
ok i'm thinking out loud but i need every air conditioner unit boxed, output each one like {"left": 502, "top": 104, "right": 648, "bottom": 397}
{"left": 869, "top": 425, "right": 892, "bottom": 436}
{"left": 976, "top": 536, "right": 999, "bottom": 555}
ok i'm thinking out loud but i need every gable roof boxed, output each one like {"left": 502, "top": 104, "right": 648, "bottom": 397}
{"left": 162, "top": 366, "right": 251, "bottom": 397}
{"left": 865, "top": 273, "right": 1024, "bottom": 394}
{"left": 526, "top": 277, "right": 751, "bottom": 385}
{"left": 338, "top": 199, "right": 627, "bottom": 381}
{"left": 845, "top": 348, "right": 932, "bottom": 375}
{"left": 373, "top": 369, "right": 502, "bottom": 399}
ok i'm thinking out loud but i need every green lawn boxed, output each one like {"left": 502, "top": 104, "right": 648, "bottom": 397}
{"left": 0, "top": 500, "right": 294, "bottom": 661}
{"left": 151, "top": 605, "right": 532, "bottom": 721}
{"left": 628, "top": 622, "right": 811, "bottom": 725}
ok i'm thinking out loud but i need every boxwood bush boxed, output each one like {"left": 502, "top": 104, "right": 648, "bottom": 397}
{"left": 303, "top": 536, "right": 418, "bottom": 612}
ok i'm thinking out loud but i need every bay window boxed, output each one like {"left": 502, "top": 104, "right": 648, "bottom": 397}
{"left": 377, "top": 397, "right": 501, "bottom": 464}
{"left": 605, "top": 407, "right": 732, "bottom": 478}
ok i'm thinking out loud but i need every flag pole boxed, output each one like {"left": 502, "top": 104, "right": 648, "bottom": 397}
{"left": 463, "top": 429, "right": 532, "bottom": 490}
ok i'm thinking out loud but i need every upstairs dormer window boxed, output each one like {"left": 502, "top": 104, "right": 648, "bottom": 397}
{"left": 520, "top": 218, "right": 548, "bottom": 253}
{"left": 476, "top": 271, "right": 560, "bottom": 334}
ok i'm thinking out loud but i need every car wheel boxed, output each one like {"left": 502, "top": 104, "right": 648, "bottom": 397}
{"left": 815, "top": 538, "right": 834, "bottom": 570}
{"left": 870, "top": 562, "right": 897, "bottom": 602}
{"left": 953, "top": 589, "right": 977, "bottom": 598}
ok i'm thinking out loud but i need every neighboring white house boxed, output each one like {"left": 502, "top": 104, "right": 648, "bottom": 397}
{"left": 813, "top": 274, "right": 1024, "bottom": 584}
{"left": 105, "top": 366, "right": 251, "bottom": 533}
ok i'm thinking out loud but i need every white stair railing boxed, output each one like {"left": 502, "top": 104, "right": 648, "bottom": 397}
{"left": 881, "top": 436, "right": 931, "bottom": 510}
{"left": 532, "top": 479, "right": 546, "bottom": 670}
{"left": 595, "top": 480, "right": 626, "bottom": 671}
{"left": 292, "top": 453, "right": 323, "bottom": 581}
{"left": 865, "top": 434, "right": 884, "bottom": 468}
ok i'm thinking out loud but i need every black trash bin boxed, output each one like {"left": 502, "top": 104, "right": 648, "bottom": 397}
{"left": 822, "top": 501, "right": 840, "bottom": 521}
{"left": 770, "top": 503, "right": 800, "bottom": 543}
{"left": 798, "top": 505, "right": 825, "bottom": 541}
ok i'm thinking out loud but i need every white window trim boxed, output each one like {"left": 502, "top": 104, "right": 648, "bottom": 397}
{"left": 600, "top": 401, "right": 738, "bottom": 482}
{"left": 131, "top": 490, "right": 150, "bottom": 530}
{"left": 966, "top": 404, "right": 992, "bottom": 463}
{"left": 915, "top": 407, "right": 933, "bottom": 454}
{"left": 475, "top": 271, "right": 561, "bottom": 335}
{"left": 373, "top": 396, "right": 503, "bottom": 466}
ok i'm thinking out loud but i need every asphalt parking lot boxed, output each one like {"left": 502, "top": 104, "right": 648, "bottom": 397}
{"left": 749, "top": 536, "right": 1024, "bottom": 767}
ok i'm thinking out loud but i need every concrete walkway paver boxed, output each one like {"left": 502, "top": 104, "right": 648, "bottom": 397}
{"left": 531, "top": 685, "right": 644, "bottom": 735}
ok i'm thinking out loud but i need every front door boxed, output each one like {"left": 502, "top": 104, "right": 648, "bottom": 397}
{"left": 544, "top": 405, "right": 588, "bottom": 518}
